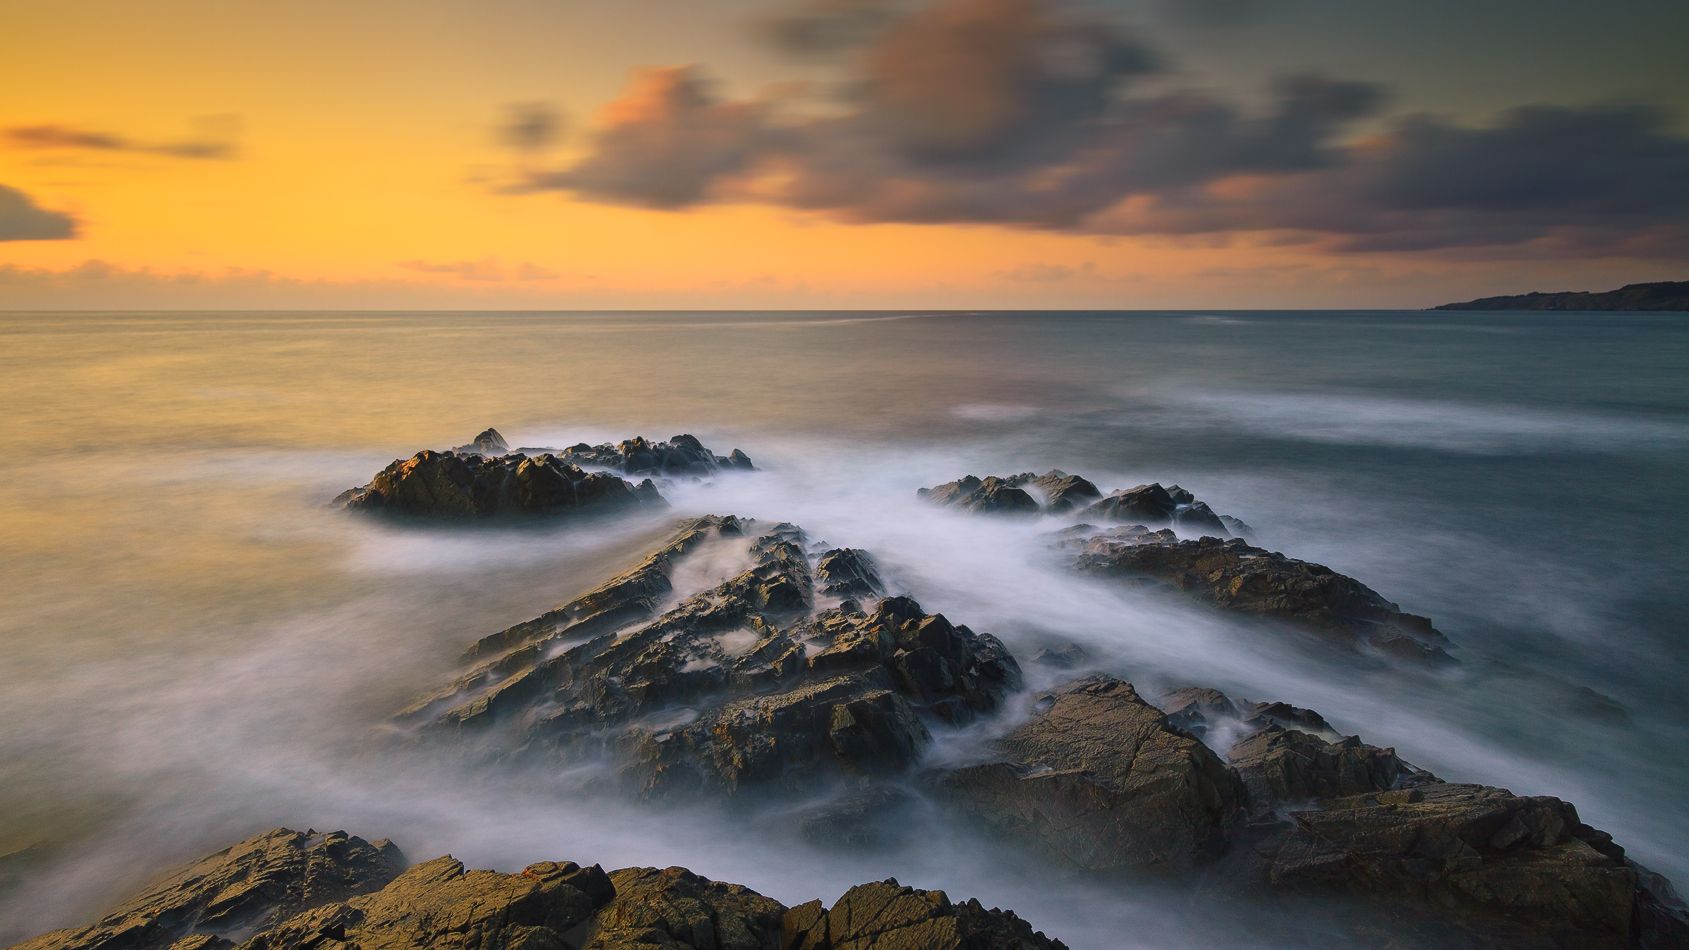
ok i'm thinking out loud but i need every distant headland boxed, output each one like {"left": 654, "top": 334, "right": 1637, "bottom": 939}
{"left": 1433, "top": 280, "right": 1689, "bottom": 311}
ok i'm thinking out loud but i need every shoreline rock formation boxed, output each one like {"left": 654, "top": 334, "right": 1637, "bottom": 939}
{"left": 1432, "top": 280, "right": 1689, "bottom": 311}
{"left": 919, "top": 473, "right": 1250, "bottom": 537}
{"left": 15, "top": 828, "right": 1066, "bottom": 950}
{"left": 331, "top": 431, "right": 752, "bottom": 521}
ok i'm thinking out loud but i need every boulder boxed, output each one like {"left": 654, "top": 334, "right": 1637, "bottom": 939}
{"left": 785, "top": 879, "right": 1066, "bottom": 949}
{"left": 10, "top": 829, "right": 404, "bottom": 950}
{"left": 814, "top": 548, "right": 884, "bottom": 599}
{"left": 1070, "top": 532, "right": 1453, "bottom": 662}
{"left": 1008, "top": 471, "right": 1102, "bottom": 513}
{"left": 582, "top": 866, "right": 786, "bottom": 950}
{"left": 333, "top": 449, "right": 662, "bottom": 521}
{"left": 932, "top": 675, "right": 1245, "bottom": 872}
{"left": 1080, "top": 483, "right": 1234, "bottom": 536}
{"left": 917, "top": 476, "right": 1040, "bottom": 515}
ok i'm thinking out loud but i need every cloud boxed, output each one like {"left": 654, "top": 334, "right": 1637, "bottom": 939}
{"left": 994, "top": 261, "right": 1096, "bottom": 282}
{"left": 396, "top": 258, "right": 560, "bottom": 281}
{"left": 0, "top": 184, "right": 77, "bottom": 241}
{"left": 758, "top": 0, "right": 904, "bottom": 54}
{"left": 497, "top": 102, "right": 564, "bottom": 153}
{"left": 516, "top": 66, "right": 784, "bottom": 208}
{"left": 5, "top": 118, "right": 239, "bottom": 160}
{"left": 502, "top": 0, "right": 1689, "bottom": 259}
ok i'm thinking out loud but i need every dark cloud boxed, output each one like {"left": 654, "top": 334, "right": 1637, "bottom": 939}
{"left": 0, "top": 184, "right": 77, "bottom": 241}
{"left": 5, "top": 119, "right": 239, "bottom": 160}
{"left": 508, "top": 0, "right": 1689, "bottom": 259}
{"left": 758, "top": 0, "right": 904, "bottom": 54}
{"left": 516, "top": 66, "right": 783, "bottom": 208}
{"left": 497, "top": 102, "right": 564, "bottom": 153}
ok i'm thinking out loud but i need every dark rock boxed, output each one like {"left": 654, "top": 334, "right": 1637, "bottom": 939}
{"left": 794, "top": 786, "right": 922, "bottom": 850}
{"left": 403, "top": 519, "right": 1019, "bottom": 799}
{"left": 451, "top": 426, "right": 510, "bottom": 456}
{"left": 1008, "top": 470, "right": 1102, "bottom": 513}
{"left": 333, "top": 449, "right": 663, "bottom": 521}
{"left": 786, "top": 879, "right": 1067, "bottom": 949}
{"left": 10, "top": 829, "right": 404, "bottom": 950}
{"left": 1228, "top": 725, "right": 1429, "bottom": 817}
{"left": 1433, "top": 280, "right": 1689, "bottom": 312}
{"left": 1070, "top": 532, "right": 1454, "bottom": 662}
{"left": 1029, "top": 642, "right": 1087, "bottom": 670}
{"left": 559, "top": 434, "right": 753, "bottom": 477}
{"left": 917, "top": 476, "right": 1040, "bottom": 515}
{"left": 933, "top": 675, "right": 1245, "bottom": 872}
{"left": 1155, "top": 686, "right": 1241, "bottom": 739}
{"left": 240, "top": 855, "right": 613, "bottom": 950}
{"left": 1080, "top": 483, "right": 1235, "bottom": 536}
{"left": 815, "top": 549, "right": 884, "bottom": 599}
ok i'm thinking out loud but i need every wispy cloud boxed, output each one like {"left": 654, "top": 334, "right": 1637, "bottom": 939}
{"left": 5, "top": 117, "right": 240, "bottom": 160}
{"left": 396, "top": 258, "right": 560, "bottom": 282}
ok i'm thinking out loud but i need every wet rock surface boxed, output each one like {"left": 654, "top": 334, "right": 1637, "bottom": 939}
{"left": 1069, "top": 530, "right": 1454, "bottom": 662}
{"left": 932, "top": 675, "right": 1245, "bottom": 873}
{"left": 12, "top": 829, "right": 404, "bottom": 950}
{"left": 554, "top": 434, "right": 755, "bottom": 477}
{"left": 400, "top": 516, "right": 1019, "bottom": 799}
{"left": 917, "top": 476, "right": 1040, "bottom": 515}
{"left": 920, "top": 473, "right": 1244, "bottom": 536}
{"left": 333, "top": 449, "right": 662, "bottom": 521}
{"left": 17, "top": 830, "right": 1065, "bottom": 950}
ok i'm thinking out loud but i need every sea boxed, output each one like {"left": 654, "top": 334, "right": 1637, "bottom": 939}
{"left": 1, "top": 309, "right": 1685, "bottom": 946}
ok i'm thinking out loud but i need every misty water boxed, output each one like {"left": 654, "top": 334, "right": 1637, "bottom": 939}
{"left": 2, "top": 310, "right": 1686, "bottom": 947}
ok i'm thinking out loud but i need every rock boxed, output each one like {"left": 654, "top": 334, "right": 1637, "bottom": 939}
{"left": 582, "top": 866, "right": 786, "bottom": 950}
{"left": 785, "top": 879, "right": 1067, "bottom": 949}
{"left": 451, "top": 426, "right": 510, "bottom": 456}
{"left": 240, "top": 855, "right": 614, "bottom": 950}
{"left": 1008, "top": 470, "right": 1101, "bottom": 513}
{"left": 333, "top": 449, "right": 662, "bottom": 521}
{"left": 815, "top": 548, "right": 884, "bottom": 599}
{"left": 1227, "top": 725, "right": 1430, "bottom": 818}
{"left": 10, "top": 829, "right": 404, "bottom": 950}
{"left": 1155, "top": 686, "right": 1241, "bottom": 739}
{"left": 917, "top": 476, "right": 1040, "bottom": 515}
{"left": 403, "top": 519, "right": 1020, "bottom": 799}
{"left": 1070, "top": 532, "right": 1454, "bottom": 662}
{"left": 933, "top": 675, "right": 1245, "bottom": 872}
{"left": 1080, "top": 483, "right": 1234, "bottom": 536}
{"left": 793, "top": 785, "right": 922, "bottom": 850}
{"left": 559, "top": 434, "right": 753, "bottom": 476}
{"left": 1029, "top": 642, "right": 1087, "bottom": 670}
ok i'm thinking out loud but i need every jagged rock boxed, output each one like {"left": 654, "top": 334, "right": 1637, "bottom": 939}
{"left": 1080, "top": 483, "right": 1234, "bottom": 536}
{"left": 1070, "top": 532, "right": 1454, "bottom": 662}
{"left": 240, "top": 855, "right": 614, "bottom": 950}
{"left": 11, "top": 829, "right": 404, "bottom": 950}
{"left": 582, "top": 866, "right": 786, "bottom": 950}
{"left": 917, "top": 476, "right": 1039, "bottom": 515}
{"left": 1029, "top": 642, "right": 1087, "bottom": 670}
{"left": 1006, "top": 471, "right": 1102, "bottom": 513}
{"left": 333, "top": 449, "right": 662, "bottom": 520}
{"left": 814, "top": 549, "right": 884, "bottom": 599}
{"left": 1228, "top": 725, "right": 1430, "bottom": 817}
{"left": 452, "top": 426, "right": 510, "bottom": 456}
{"left": 559, "top": 434, "right": 754, "bottom": 476}
{"left": 401, "top": 519, "right": 1019, "bottom": 799}
{"left": 1155, "top": 686, "right": 1240, "bottom": 739}
{"left": 784, "top": 879, "right": 1066, "bottom": 949}
{"left": 933, "top": 675, "right": 1245, "bottom": 872}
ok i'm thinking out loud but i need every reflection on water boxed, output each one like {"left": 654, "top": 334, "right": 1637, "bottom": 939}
{"left": 2, "top": 310, "right": 1687, "bottom": 947}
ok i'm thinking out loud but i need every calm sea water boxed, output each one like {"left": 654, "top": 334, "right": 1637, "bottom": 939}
{"left": 2, "top": 310, "right": 1686, "bottom": 946}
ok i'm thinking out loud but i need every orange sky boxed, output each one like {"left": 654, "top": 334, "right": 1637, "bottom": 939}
{"left": 3, "top": 0, "right": 1684, "bottom": 309}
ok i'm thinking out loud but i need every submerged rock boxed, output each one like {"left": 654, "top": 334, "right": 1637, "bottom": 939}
{"left": 919, "top": 472, "right": 1241, "bottom": 536}
{"left": 401, "top": 517, "right": 1020, "bottom": 798}
{"left": 932, "top": 675, "right": 1245, "bottom": 873}
{"left": 12, "top": 829, "right": 404, "bottom": 950}
{"left": 1070, "top": 530, "right": 1454, "bottom": 662}
{"left": 333, "top": 449, "right": 662, "bottom": 521}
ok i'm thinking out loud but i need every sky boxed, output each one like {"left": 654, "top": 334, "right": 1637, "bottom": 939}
{"left": 2, "top": 0, "right": 1687, "bottom": 309}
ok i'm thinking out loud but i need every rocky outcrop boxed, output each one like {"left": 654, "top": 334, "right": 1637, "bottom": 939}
{"left": 919, "top": 473, "right": 1246, "bottom": 536}
{"left": 17, "top": 830, "right": 1065, "bottom": 950}
{"left": 12, "top": 829, "right": 404, "bottom": 950}
{"left": 333, "top": 450, "right": 662, "bottom": 521}
{"left": 784, "top": 879, "right": 1066, "bottom": 949}
{"left": 452, "top": 426, "right": 510, "bottom": 456}
{"left": 917, "top": 476, "right": 1040, "bottom": 515}
{"left": 400, "top": 517, "right": 1020, "bottom": 799}
{"left": 1069, "top": 530, "right": 1453, "bottom": 662}
{"left": 556, "top": 434, "right": 754, "bottom": 476}
{"left": 932, "top": 675, "right": 1245, "bottom": 873}
{"left": 1433, "top": 280, "right": 1689, "bottom": 312}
